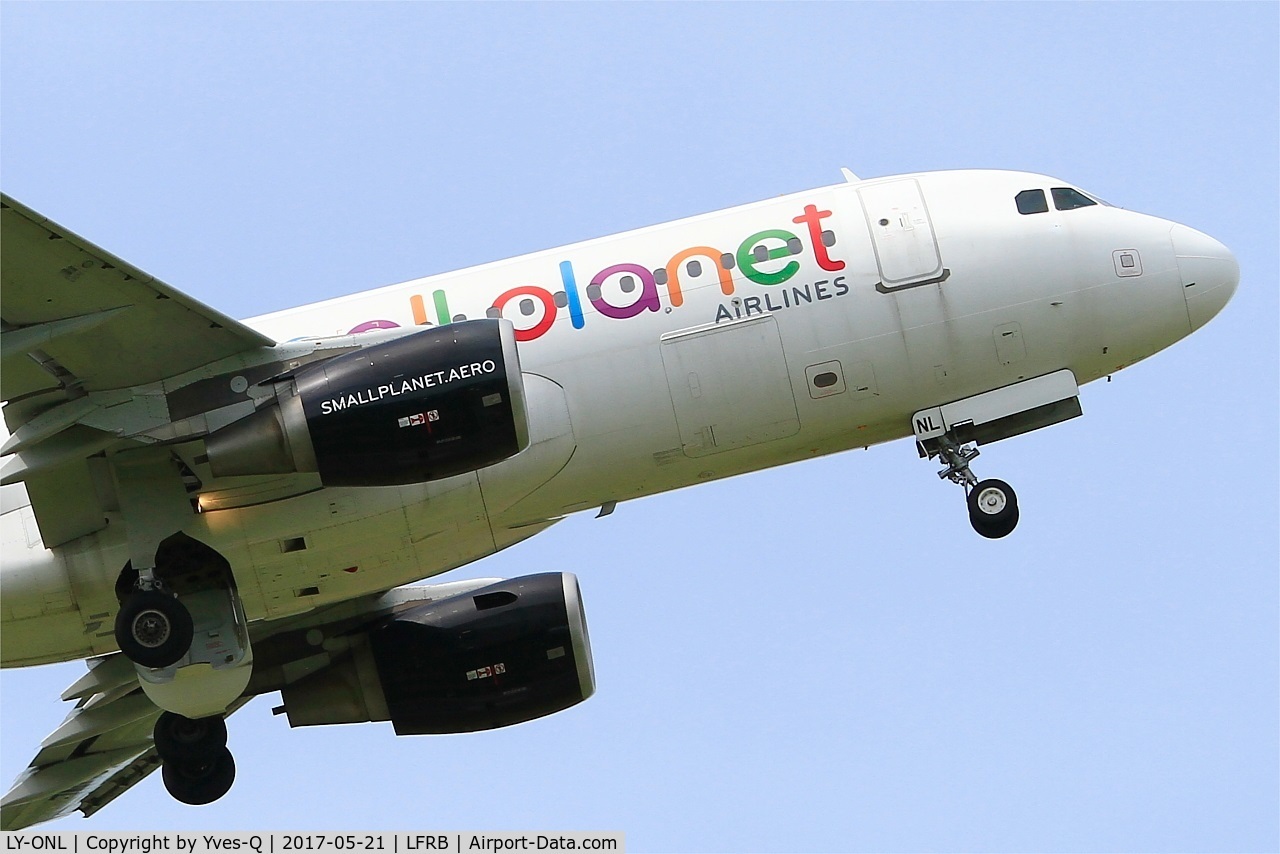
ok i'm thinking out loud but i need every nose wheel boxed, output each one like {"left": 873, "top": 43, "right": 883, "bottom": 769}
{"left": 967, "top": 478, "right": 1019, "bottom": 539}
{"left": 933, "top": 436, "right": 1019, "bottom": 539}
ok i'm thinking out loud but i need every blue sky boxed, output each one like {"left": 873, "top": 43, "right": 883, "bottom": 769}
{"left": 1, "top": 3, "right": 1277, "bottom": 851}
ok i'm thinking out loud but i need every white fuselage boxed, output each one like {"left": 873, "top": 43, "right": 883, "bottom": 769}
{"left": 0, "top": 169, "right": 1236, "bottom": 666}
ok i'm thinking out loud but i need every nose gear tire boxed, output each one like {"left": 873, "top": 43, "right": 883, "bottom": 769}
{"left": 114, "top": 590, "right": 194, "bottom": 669}
{"left": 967, "top": 478, "right": 1019, "bottom": 538}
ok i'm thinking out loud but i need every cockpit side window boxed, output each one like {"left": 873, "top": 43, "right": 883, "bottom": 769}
{"left": 1052, "top": 187, "right": 1097, "bottom": 211}
{"left": 1016, "top": 189, "right": 1049, "bottom": 215}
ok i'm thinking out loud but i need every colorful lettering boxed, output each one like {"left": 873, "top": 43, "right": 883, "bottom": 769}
{"left": 492, "top": 286, "right": 557, "bottom": 342}
{"left": 589, "top": 263, "right": 660, "bottom": 319}
{"left": 384, "top": 201, "right": 852, "bottom": 343}
{"left": 433, "top": 290, "right": 451, "bottom": 325}
{"left": 348, "top": 319, "right": 401, "bottom": 334}
{"left": 737, "top": 229, "right": 801, "bottom": 286}
{"left": 665, "top": 246, "right": 734, "bottom": 306}
{"left": 409, "top": 290, "right": 454, "bottom": 326}
{"left": 559, "top": 261, "right": 586, "bottom": 329}
{"left": 410, "top": 294, "right": 429, "bottom": 326}
{"left": 792, "top": 205, "right": 845, "bottom": 271}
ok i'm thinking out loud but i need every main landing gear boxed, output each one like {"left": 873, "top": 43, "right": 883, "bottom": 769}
{"left": 110, "top": 449, "right": 200, "bottom": 671}
{"left": 935, "top": 436, "right": 1019, "bottom": 539}
{"left": 114, "top": 534, "right": 255, "bottom": 722}
{"left": 115, "top": 584, "right": 194, "bottom": 669}
{"left": 107, "top": 449, "right": 251, "bottom": 807}
{"left": 154, "top": 712, "right": 235, "bottom": 805}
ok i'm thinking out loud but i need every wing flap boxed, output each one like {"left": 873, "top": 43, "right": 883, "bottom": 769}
{"left": 39, "top": 693, "right": 160, "bottom": 758}
{"left": 20, "top": 456, "right": 108, "bottom": 546}
{"left": 1, "top": 194, "right": 277, "bottom": 546}
{"left": 76, "top": 753, "right": 165, "bottom": 820}
{"left": 1, "top": 194, "right": 273, "bottom": 404}
{"left": 0, "top": 652, "right": 250, "bottom": 830}
{"left": 1, "top": 747, "right": 159, "bottom": 830}
{"left": 61, "top": 654, "right": 139, "bottom": 702}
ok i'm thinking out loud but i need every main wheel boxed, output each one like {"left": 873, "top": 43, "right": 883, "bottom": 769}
{"left": 114, "top": 589, "right": 193, "bottom": 668}
{"left": 162, "top": 747, "right": 236, "bottom": 806}
{"left": 154, "top": 712, "right": 227, "bottom": 764}
{"left": 967, "top": 478, "right": 1019, "bottom": 539}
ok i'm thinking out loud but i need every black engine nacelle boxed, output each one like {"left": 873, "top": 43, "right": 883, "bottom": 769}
{"left": 279, "top": 573, "right": 595, "bottom": 734}
{"left": 206, "top": 319, "right": 528, "bottom": 486}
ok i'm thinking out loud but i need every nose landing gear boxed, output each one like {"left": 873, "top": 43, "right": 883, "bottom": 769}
{"left": 912, "top": 371, "right": 1085, "bottom": 540}
{"left": 935, "top": 435, "right": 1019, "bottom": 539}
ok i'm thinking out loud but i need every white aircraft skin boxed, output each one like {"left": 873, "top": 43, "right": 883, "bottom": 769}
{"left": 0, "top": 168, "right": 1239, "bottom": 663}
{"left": 0, "top": 168, "right": 1238, "bottom": 822}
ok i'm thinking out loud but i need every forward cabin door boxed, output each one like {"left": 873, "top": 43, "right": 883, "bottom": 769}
{"left": 858, "top": 179, "right": 954, "bottom": 387}
{"left": 858, "top": 178, "right": 946, "bottom": 291}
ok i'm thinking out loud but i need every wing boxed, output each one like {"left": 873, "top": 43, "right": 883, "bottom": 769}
{"left": 1, "top": 580, "right": 502, "bottom": 829}
{"left": 0, "top": 194, "right": 275, "bottom": 546}
{"left": 0, "top": 653, "right": 247, "bottom": 830}
{"left": 0, "top": 194, "right": 273, "bottom": 402}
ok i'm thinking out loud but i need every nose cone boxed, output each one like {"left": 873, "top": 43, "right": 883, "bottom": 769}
{"left": 1172, "top": 224, "right": 1239, "bottom": 331}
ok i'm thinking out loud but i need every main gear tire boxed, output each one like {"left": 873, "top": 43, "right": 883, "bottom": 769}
{"left": 154, "top": 712, "right": 228, "bottom": 764}
{"left": 162, "top": 747, "right": 236, "bottom": 806}
{"left": 114, "top": 589, "right": 194, "bottom": 668}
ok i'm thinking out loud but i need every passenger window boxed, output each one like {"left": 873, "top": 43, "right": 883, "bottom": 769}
{"left": 1016, "top": 189, "right": 1048, "bottom": 215}
{"left": 1052, "top": 187, "right": 1097, "bottom": 211}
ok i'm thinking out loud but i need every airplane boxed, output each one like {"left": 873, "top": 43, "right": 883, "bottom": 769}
{"left": 0, "top": 168, "right": 1238, "bottom": 828}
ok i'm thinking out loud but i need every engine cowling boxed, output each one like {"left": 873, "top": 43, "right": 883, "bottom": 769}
{"left": 279, "top": 573, "right": 595, "bottom": 734}
{"left": 206, "top": 319, "right": 528, "bottom": 486}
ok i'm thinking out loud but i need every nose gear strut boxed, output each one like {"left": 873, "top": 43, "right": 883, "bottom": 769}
{"left": 911, "top": 371, "right": 1088, "bottom": 539}
{"left": 930, "top": 435, "right": 1019, "bottom": 538}
{"left": 935, "top": 435, "right": 980, "bottom": 488}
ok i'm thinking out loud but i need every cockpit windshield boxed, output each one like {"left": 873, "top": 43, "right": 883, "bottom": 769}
{"left": 1016, "top": 186, "right": 1106, "bottom": 215}
{"left": 1051, "top": 187, "right": 1097, "bottom": 211}
{"left": 1015, "top": 189, "right": 1049, "bottom": 214}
